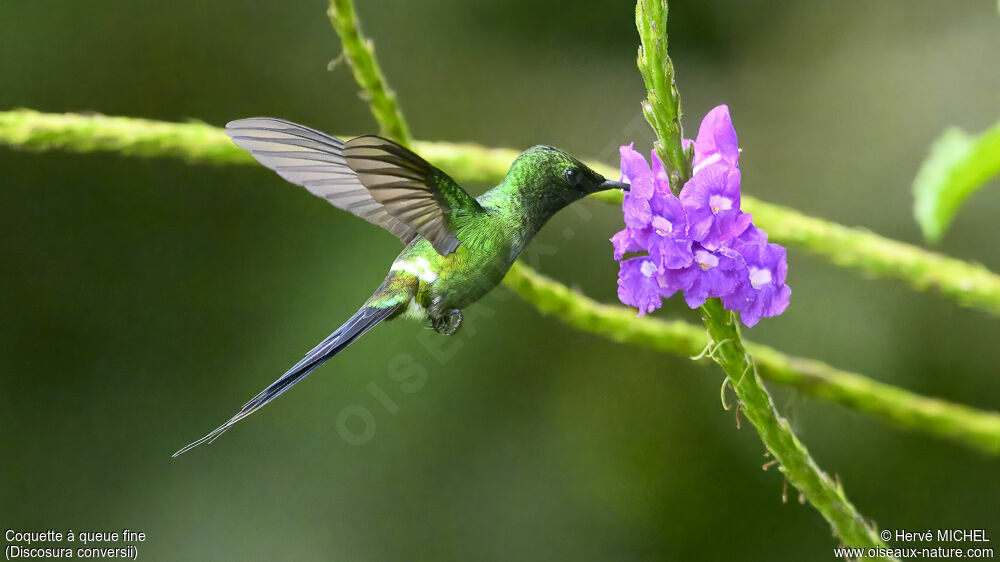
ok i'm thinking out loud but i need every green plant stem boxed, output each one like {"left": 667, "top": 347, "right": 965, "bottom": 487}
{"left": 742, "top": 198, "right": 1000, "bottom": 314}
{"left": 503, "top": 263, "right": 1000, "bottom": 456}
{"left": 635, "top": 0, "right": 688, "bottom": 187}
{"left": 5, "top": 109, "right": 1000, "bottom": 317}
{"left": 636, "top": 0, "right": 885, "bottom": 551}
{"left": 0, "top": 110, "right": 254, "bottom": 164}
{"left": 327, "top": 0, "right": 412, "bottom": 146}
{"left": 3, "top": 110, "right": 999, "bottom": 457}
{"left": 698, "top": 301, "right": 886, "bottom": 551}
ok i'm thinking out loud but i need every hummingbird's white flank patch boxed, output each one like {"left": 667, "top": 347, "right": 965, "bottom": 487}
{"left": 401, "top": 296, "right": 428, "bottom": 321}
{"left": 390, "top": 257, "right": 439, "bottom": 283}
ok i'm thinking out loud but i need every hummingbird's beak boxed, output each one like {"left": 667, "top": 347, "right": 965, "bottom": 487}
{"left": 598, "top": 179, "right": 629, "bottom": 192}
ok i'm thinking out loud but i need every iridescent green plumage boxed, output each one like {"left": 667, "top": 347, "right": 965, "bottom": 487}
{"left": 173, "top": 118, "right": 626, "bottom": 455}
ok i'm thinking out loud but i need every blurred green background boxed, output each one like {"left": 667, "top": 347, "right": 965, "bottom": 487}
{"left": 2, "top": 1, "right": 999, "bottom": 560}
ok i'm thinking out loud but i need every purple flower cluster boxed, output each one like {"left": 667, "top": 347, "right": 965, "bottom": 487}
{"left": 612, "top": 105, "right": 790, "bottom": 327}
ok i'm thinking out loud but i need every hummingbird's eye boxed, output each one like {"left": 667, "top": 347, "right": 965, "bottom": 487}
{"left": 563, "top": 167, "right": 582, "bottom": 186}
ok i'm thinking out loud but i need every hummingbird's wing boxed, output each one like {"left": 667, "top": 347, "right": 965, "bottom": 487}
{"left": 226, "top": 118, "right": 482, "bottom": 256}
{"left": 226, "top": 118, "right": 417, "bottom": 243}
{"left": 342, "top": 135, "right": 482, "bottom": 255}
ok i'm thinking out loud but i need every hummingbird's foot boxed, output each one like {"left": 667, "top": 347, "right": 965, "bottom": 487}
{"left": 431, "top": 308, "right": 463, "bottom": 336}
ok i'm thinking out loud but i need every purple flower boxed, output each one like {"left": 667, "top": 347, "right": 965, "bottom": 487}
{"left": 651, "top": 150, "right": 671, "bottom": 190}
{"left": 613, "top": 146, "right": 693, "bottom": 269}
{"left": 650, "top": 192, "right": 693, "bottom": 267}
{"left": 680, "top": 164, "right": 751, "bottom": 249}
{"left": 612, "top": 105, "right": 790, "bottom": 326}
{"left": 661, "top": 244, "right": 746, "bottom": 309}
{"left": 721, "top": 226, "right": 791, "bottom": 327}
{"left": 617, "top": 257, "right": 667, "bottom": 316}
{"left": 620, "top": 143, "right": 655, "bottom": 229}
{"left": 610, "top": 226, "right": 647, "bottom": 260}
{"left": 690, "top": 104, "right": 740, "bottom": 175}
{"left": 648, "top": 221, "right": 694, "bottom": 269}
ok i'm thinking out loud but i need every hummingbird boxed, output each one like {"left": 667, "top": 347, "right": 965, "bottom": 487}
{"left": 173, "top": 117, "right": 628, "bottom": 456}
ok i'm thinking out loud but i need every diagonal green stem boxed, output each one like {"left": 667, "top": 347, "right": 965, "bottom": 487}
{"left": 744, "top": 198, "right": 1000, "bottom": 314}
{"left": 0, "top": 110, "right": 255, "bottom": 164}
{"left": 327, "top": 0, "right": 412, "bottom": 146}
{"left": 698, "top": 301, "right": 890, "bottom": 553}
{"left": 5, "top": 109, "right": 1000, "bottom": 317}
{"left": 636, "top": 0, "right": 885, "bottom": 552}
{"left": 503, "top": 263, "right": 1000, "bottom": 456}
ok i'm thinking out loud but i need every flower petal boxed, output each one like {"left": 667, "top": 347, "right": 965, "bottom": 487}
{"left": 617, "top": 257, "right": 663, "bottom": 316}
{"left": 651, "top": 150, "right": 672, "bottom": 193}
{"left": 622, "top": 191, "right": 652, "bottom": 229}
{"left": 610, "top": 226, "right": 652, "bottom": 260}
{"left": 692, "top": 105, "right": 739, "bottom": 172}
{"left": 650, "top": 236, "right": 693, "bottom": 270}
{"left": 620, "top": 144, "right": 655, "bottom": 201}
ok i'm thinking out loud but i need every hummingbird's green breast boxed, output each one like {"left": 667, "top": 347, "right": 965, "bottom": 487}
{"left": 391, "top": 205, "right": 519, "bottom": 317}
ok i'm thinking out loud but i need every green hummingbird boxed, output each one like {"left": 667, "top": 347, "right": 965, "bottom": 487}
{"left": 173, "top": 117, "right": 628, "bottom": 456}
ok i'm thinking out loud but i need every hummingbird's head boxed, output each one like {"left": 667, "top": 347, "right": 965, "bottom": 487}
{"left": 505, "top": 146, "right": 629, "bottom": 214}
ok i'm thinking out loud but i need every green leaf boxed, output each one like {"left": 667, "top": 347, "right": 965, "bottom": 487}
{"left": 913, "top": 120, "right": 1000, "bottom": 243}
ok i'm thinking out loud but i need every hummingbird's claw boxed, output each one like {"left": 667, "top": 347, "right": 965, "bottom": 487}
{"left": 431, "top": 308, "right": 463, "bottom": 336}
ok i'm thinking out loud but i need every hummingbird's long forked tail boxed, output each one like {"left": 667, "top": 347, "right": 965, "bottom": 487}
{"left": 172, "top": 303, "right": 401, "bottom": 457}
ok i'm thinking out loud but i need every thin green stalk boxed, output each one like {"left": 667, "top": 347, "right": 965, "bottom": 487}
{"left": 745, "top": 198, "right": 1000, "bottom": 314}
{"left": 5, "top": 109, "right": 1000, "bottom": 317}
{"left": 503, "top": 263, "right": 1000, "bottom": 456}
{"left": 327, "top": 0, "right": 412, "bottom": 146}
{"left": 0, "top": 110, "right": 254, "bottom": 164}
{"left": 699, "top": 301, "right": 887, "bottom": 552}
{"left": 636, "top": 0, "right": 885, "bottom": 551}
{"left": 635, "top": 0, "right": 688, "bottom": 187}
